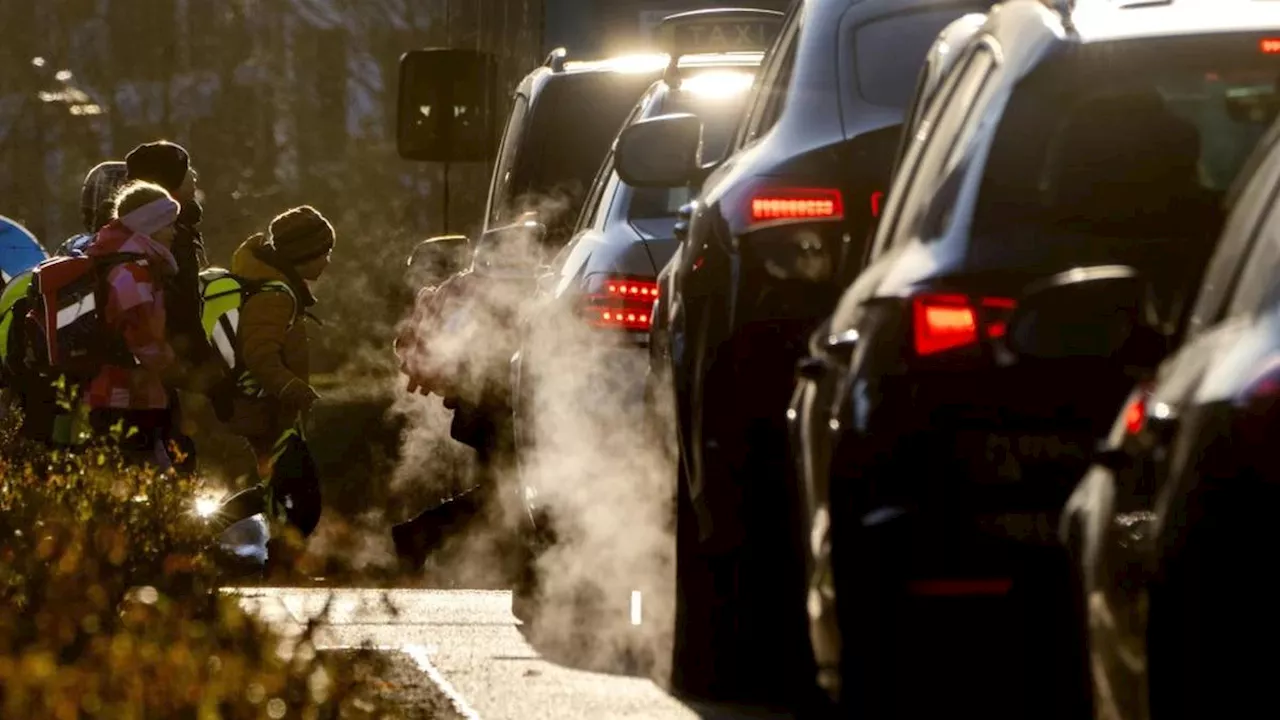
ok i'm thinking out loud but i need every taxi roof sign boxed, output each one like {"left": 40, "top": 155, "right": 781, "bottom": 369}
{"left": 656, "top": 8, "right": 785, "bottom": 58}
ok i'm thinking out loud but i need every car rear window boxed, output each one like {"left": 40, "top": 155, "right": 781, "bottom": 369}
{"left": 965, "top": 33, "right": 1280, "bottom": 319}
{"left": 972, "top": 34, "right": 1280, "bottom": 239}
{"left": 629, "top": 87, "right": 746, "bottom": 219}
{"left": 852, "top": 6, "right": 990, "bottom": 109}
{"left": 497, "top": 71, "right": 657, "bottom": 243}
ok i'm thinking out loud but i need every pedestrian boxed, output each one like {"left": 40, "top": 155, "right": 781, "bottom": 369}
{"left": 390, "top": 226, "right": 528, "bottom": 571}
{"left": 124, "top": 141, "right": 220, "bottom": 471}
{"left": 213, "top": 206, "right": 334, "bottom": 566}
{"left": 83, "top": 181, "right": 181, "bottom": 469}
{"left": 56, "top": 161, "right": 129, "bottom": 256}
{"left": 9, "top": 161, "right": 130, "bottom": 446}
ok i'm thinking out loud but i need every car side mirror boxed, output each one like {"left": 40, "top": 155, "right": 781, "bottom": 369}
{"left": 615, "top": 113, "right": 703, "bottom": 188}
{"left": 407, "top": 234, "right": 471, "bottom": 287}
{"left": 1006, "top": 265, "right": 1169, "bottom": 370}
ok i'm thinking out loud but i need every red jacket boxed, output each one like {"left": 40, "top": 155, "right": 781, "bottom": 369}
{"left": 83, "top": 221, "right": 178, "bottom": 410}
{"left": 395, "top": 269, "right": 527, "bottom": 402}
{"left": 396, "top": 272, "right": 474, "bottom": 399}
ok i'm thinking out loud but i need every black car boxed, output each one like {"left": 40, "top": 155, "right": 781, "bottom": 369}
{"left": 505, "top": 50, "right": 764, "bottom": 650}
{"left": 390, "top": 11, "right": 780, "bottom": 566}
{"left": 511, "top": 53, "right": 761, "bottom": 523}
{"left": 788, "top": 0, "right": 1280, "bottom": 715}
{"left": 1061, "top": 115, "right": 1280, "bottom": 720}
{"left": 617, "top": 0, "right": 1001, "bottom": 707}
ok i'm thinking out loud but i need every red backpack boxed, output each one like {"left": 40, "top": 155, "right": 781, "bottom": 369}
{"left": 24, "top": 253, "right": 144, "bottom": 383}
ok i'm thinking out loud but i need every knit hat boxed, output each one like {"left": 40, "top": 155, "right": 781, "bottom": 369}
{"left": 125, "top": 141, "right": 191, "bottom": 193}
{"left": 267, "top": 206, "right": 336, "bottom": 264}
{"left": 80, "top": 161, "right": 128, "bottom": 233}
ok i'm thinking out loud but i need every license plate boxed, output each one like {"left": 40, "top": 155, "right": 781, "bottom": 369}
{"left": 977, "top": 434, "right": 1088, "bottom": 483}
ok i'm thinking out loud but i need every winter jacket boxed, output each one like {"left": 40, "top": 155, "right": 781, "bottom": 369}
{"left": 224, "top": 234, "right": 316, "bottom": 442}
{"left": 83, "top": 220, "right": 178, "bottom": 411}
{"left": 165, "top": 217, "right": 224, "bottom": 394}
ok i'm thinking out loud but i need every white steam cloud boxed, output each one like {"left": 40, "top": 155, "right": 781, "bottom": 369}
{"left": 391, "top": 199, "right": 679, "bottom": 674}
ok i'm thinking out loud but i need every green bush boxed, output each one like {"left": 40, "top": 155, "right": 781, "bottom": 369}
{"left": 0, "top": 407, "right": 392, "bottom": 718}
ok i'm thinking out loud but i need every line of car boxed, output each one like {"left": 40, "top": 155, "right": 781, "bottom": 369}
{"left": 397, "top": 1, "right": 1280, "bottom": 717}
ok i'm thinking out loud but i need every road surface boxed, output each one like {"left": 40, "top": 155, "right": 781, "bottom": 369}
{"left": 234, "top": 588, "right": 793, "bottom": 720}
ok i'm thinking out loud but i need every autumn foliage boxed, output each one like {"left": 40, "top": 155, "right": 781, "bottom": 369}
{"left": 0, "top": 408, "right": 390, "bottom": 719}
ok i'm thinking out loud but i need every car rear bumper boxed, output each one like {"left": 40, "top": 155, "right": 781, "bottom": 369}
{"left": 811, "top": 500, "right": 1086, "bottom": 711}
{"left": 805, "top": 403, "right": 1099, "bottom": 702}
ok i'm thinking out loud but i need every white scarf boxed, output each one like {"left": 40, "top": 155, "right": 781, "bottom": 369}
{"left": 120, "top": 197, "right": 180, "bottom": 237}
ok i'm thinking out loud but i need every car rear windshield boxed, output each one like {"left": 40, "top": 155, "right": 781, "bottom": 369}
{"left": 496, "top": 71, "right": 657, "bottom": 242}
{"left": 971, "top": 33, "right": 1280, "bottom": 245}
{"left": 851, "top": 5, "right": 992, "bottom": 109}
{"left": 628, "top": 89, "right": 744, "bottom": 219}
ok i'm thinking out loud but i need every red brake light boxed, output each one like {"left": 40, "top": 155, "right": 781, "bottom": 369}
{"left": 1122, "top": 394, "right": 1146, "bottom": 436}
{"left": 584, "top": 276, "right": 658, "bottom": 331}
{"left": 870, "top": 190, "right": 884, "bottom": 218}
{"left": 1118, "top": 383, "right": 1155, "bottom": 437}
{"left": 1262, "top": 38, "right": 1280, "bottom": 54}
{"left": 912, "top": 293, "right": 1016, "bottom": 357}
{"left": 749, "top": 187, "right": 844, "bottom": 223}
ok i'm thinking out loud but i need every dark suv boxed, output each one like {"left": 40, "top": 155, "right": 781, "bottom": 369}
{"left": 788, "top": 0, "right": 1280, "bottom": 715}
{"left": 616, "top": 0, "right": 999, "bottom": 707}
{"left": 1062, "top": 116, "right": 1280, "bottom": 720}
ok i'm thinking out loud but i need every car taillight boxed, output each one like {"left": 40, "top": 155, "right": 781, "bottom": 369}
{"left": 870, "top": 190, "right": 884, "bottom": 218}
{"left": 912, "top": 293, "right": 1016, "bottom": 357}
{"left": 1121, "top": 390, "right": 1148, "bottom": 437}
{"left": 583, "top": 276, "right": 658, "bottom": 331}
{"left": 749, "top": 187, "right": 844, "bottom": 224}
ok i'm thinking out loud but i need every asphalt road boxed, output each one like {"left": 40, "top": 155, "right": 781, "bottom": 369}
{"left": 234, "top": 588, "right": 794, "bottom": 720}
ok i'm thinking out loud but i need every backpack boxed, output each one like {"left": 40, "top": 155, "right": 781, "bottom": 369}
{"left": 199, "top": 268, "right": 297, "bottom": 399}
{"left": 24, "top": 253, "right": 144, "bottom": 383}
{"left": 0, "top": 270, "right": 34, "bottom": 383}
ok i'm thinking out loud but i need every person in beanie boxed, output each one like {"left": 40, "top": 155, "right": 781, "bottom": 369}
{"left": 125, "top": 140, "right": 220, "bottom": 471}
{"left": 125, "top": 141, "right": 209, "bottom": 354}
{"left": 84, "top": 181, "right": 182, "bottom": 469}
{"left": 213, "top": 206, "right": 334, "bottom": 566}
{"left": 57, "top": 161, "right": 129, "bottom": 256}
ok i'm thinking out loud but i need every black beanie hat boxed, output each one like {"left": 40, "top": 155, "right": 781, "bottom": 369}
{"left": 125, "top": 141, "right": 191, "bottom": 194}
{"left": 267, "top": 206, "right": 336, "bottom": 264}
{"left": 80, "top": 161, "right": 128, "bottom": 232}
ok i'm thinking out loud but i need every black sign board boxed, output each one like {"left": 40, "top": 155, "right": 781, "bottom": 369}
{"left": 656, "top": 8, "right": 784, "bottom": 57}
{"left": 396, "top": 49, "right": 498, "bottom": 163}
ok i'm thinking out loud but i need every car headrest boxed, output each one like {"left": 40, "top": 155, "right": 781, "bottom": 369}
{"left": 1040, "top": 92, "right": 1202, "bottom": 224}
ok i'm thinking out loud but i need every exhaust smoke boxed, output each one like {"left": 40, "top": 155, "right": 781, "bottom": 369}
{"left": 392, "top": 194, "right": 679, "bottom": 676}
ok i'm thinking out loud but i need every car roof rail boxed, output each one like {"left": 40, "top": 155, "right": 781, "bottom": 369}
{"left": 544, "top": 47, "right": 567, "bottom": 72}
{"left": 656, "top": 7, "right": 783, "bottom": 89}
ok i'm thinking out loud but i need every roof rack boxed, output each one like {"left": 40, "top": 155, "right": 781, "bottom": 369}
{"left": 544, "top": 47, "right": 567, "bottom": 72}
{"left": 1038, "top": 0, "right": 1080, "bottom": 31}
{"left": 656, "top": 8, "right": 783, "bottom": 88}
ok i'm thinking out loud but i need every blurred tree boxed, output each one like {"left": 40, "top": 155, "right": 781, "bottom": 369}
{"left": 0, "top": 0, "right": 547, "bottom": 372}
